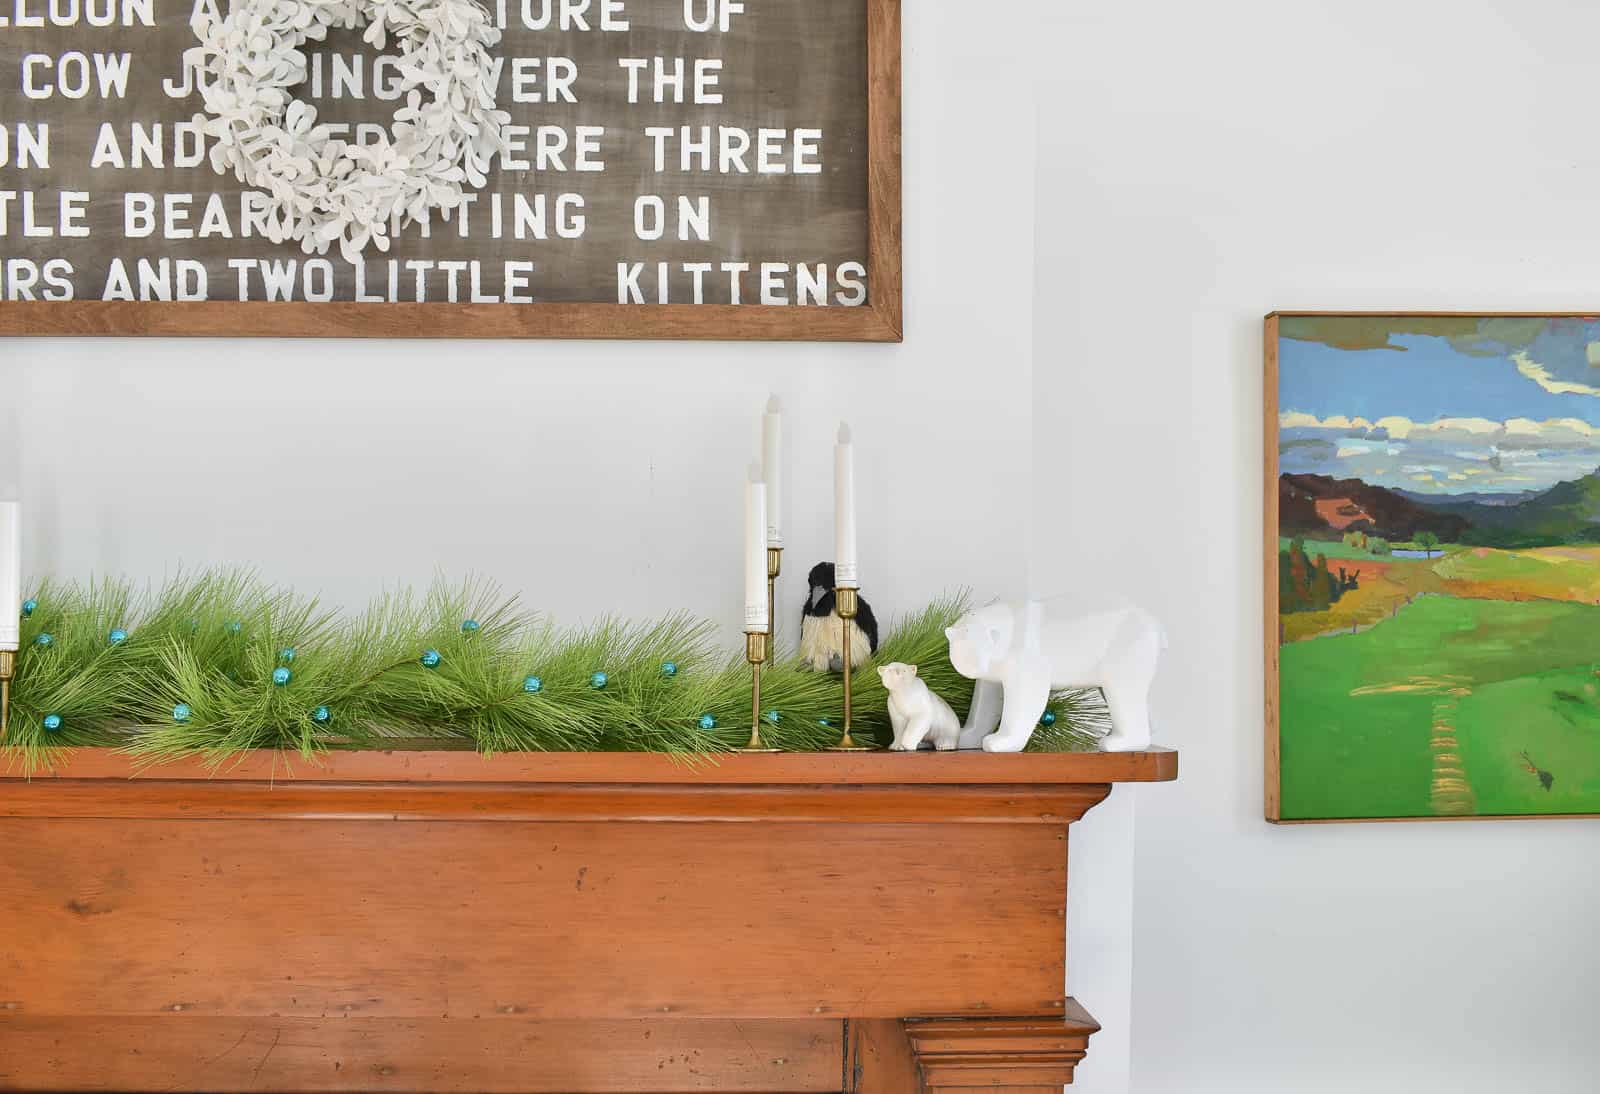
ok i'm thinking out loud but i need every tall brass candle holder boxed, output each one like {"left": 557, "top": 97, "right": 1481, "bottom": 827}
{"left": 766, "top": 546, "right": 782, "bottom": 655}
{"left": 740, "top": 630, "right": 779, "bottom": 752}
{"left": 0, "top": 648, "right": 13, "bottom": 740}
{"left": 827, "top": 586, "right": 876, "bottom": 751}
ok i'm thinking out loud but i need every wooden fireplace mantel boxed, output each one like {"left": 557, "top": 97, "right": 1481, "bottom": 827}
{"left": 0, "top": 747, "right": 1176, "bottom": 1093}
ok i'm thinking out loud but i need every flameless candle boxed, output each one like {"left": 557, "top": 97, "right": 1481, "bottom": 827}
{"left": 834, "top": 423, "right": 858, "bottom": 588}
{"left": 762, "top": 396, "right": 784, "bottom": 548}
{"left": 0, "top": 501, "right": 18, "bottom": 650}
{"left": 744, "top": 462, "right": 770, "bottom": 631}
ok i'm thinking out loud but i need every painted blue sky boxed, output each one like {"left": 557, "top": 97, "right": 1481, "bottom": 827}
{"left": 1278, "top": 317, "right": 1600, "bottom": 495}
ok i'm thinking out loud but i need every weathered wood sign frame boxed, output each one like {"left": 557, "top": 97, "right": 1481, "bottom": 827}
{"left": 0, "top": 0, "right": 902, "bottom": 341}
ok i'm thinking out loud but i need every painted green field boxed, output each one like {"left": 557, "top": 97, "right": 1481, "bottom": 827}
{"left": 1278, "top": 536, "right": 1387, "bottom": 561}
{"left": 1277, "top": 536, "right": 1460, "bottom": 562}
{"left": 1279, "top": 595, "right": 1600, "bottom": 818}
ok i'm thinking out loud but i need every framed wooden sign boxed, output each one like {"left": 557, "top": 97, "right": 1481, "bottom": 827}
{"left": 0, "top": 0, "right": 900, "bottom": 340}
{"left": 1267, "top": 312, "right": 1600, "bottom": 823}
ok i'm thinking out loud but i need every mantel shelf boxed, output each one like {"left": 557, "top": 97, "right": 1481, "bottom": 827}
{"left": 9, "top": 745, "right": 1178, "bottom": 786}
{"left": 1, "top": 746, "right": 1177, "bottom": 824}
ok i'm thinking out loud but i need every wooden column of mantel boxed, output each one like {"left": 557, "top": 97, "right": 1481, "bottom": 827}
{"left": 0, "top": 748, "right": 1176, "bottom": 1093}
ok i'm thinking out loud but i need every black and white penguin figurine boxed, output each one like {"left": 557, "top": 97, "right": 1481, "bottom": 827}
{"left": 798, "top": 561, "right": 879, "bottom": 672}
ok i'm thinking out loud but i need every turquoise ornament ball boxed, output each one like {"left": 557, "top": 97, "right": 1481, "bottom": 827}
{"left": 42, "top": 713, "right": 62, "bottom": 732}
{"left": 34, "top": 632, "right": 52, "bottom": 647}
{"left": 225, "top": 620, "right": 242, "bottom": 635}
{"left": 108, "top": 628, "right": 128, "bottom": 645}
{"left": 1039, "top": 710, "right": 1057, "bottom": 726}
{"left": 279, "top": 647, "right": 297, "bottom": 663}
{"left": 522, "top": 675, "right": 544, "bottom": 694}
{"left": 698, "top": 713, "right": 717, "bottom": 730}
{"left": 420, "top": 649, "right": 442, "bottom": 668}
{"left": 461, "top": 619, "right": 481, "bottom": 634}
{"left": 173, "top": 703, "right": 192, "bottom": 723}
{"left": 764, "top": 709, "right": 781, "bottom": 724}
{"left": 661, "top": 661, "right": 679, "bottom": 677}
{"left": 312, "top": 705, "right": 332, "bottom": 724}
{"left": 21, "top": 598, "right": 37, "bottom": 617}
{"left": 590, "top": 671, "right": 608, "bottom": 690}
{"left": 272, "top": 667, "right": 292, "bottom": 687}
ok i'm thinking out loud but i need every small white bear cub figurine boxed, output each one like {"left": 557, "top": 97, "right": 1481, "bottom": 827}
{"left": 877, "top": 662, "right": 962, "bottom": 752}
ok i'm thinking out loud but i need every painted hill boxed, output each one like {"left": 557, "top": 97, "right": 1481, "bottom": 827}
{"left": 1279, "top": 473, "right": 1471, "bottom": 541}
{"left": 1284, "top": 468, "right": 1600, "bottom": 548}
{"left": 1425, "top": 470, "right": 1600, "bottom": 547}
{"left": 1393, "top": 487, "right": 1540, "bottom": 508}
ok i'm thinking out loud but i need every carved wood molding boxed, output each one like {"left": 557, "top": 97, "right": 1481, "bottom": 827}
{"left": 905, "top": 1006, "right": 1101, "bottom": 1090}
{"left": 0, "top": 780, "right": 1114, "bottom": 824}
{"left": 9, "top": 746, "right": 1181, "bottom": 784}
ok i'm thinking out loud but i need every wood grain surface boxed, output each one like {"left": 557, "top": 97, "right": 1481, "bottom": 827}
{"left": 0, "top": 1016, "right": 843, "bottom": 1093}
{"left": 9, "top": 746, "right": 1179, "bottom": 785}
{"left": 905, "top": 1009, "right": 1099, "bottom": 1091}
{"left": 847, "top": 1020, "right": 919, "bottom": 1094}
{"left": 0, "top": 818, "right": 1070, "bottom": 1021}
{"left": 1264, "top": 313, "right": 1281, "bottom": 821}
{"left": 0, "top": 780, "right": 1112, "bottom": 824}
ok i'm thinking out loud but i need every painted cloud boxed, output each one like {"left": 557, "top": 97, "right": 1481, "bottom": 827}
{"left": 1279, "top": 412, "right": 1600, "bottom": 493}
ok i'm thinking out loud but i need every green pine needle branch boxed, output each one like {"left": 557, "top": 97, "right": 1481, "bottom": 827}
{"left": 3, "top": 573, "right": 1109, "bottom": 772}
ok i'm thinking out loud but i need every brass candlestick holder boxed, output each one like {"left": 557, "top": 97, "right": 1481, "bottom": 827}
{"left": 827, "top": 586, "right": 875, "bottom": 751}
{"left": 766, "top": 546, "right": 782, "bottom": 655}
{"left": 0, "top": 648, "right": 14, "bottom": 741}
{"left": 740, "top": 630, "right": 779, "bottom": 752}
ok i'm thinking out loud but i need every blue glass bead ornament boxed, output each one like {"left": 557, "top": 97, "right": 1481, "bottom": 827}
{"left": 272, "top": 667, "right": 292, "bottom": 687}
{"left": 1039, "top": 710, "right": 1057, "bottom": 726}
{"left": 590, "top": 671, "right": 608, "bottom": 689}
{"left": 173, "top": 703, "right": 192, "bottom": 723}
{"left": 698, "top": 713, "right": 717, "bottom": 730}
{"left": 42, "top": 713, "right": 62, "bottom": 732}
{"left": 21, "top": 598, "right": 37, "bottom": 617}
{"left": 34, "top": 632, "right": 52, "bottom": 647}
{"left": 818, "top": 718, "right": 831, "bottom": 727}
{"left": 312, "top": 705, "right": 332, "bottom": 724}
{"left": 108, "top": 628, "right": 128, "bottom": 645}
{"left": 522, "top": 675, "right": 544, "bottom": 694}
{"left": 279, "top": 647, "right": 297, "bottom": 663}
{"left": 661, "top": 661, "right": 679, "bottom": 677}
{"left": 225, "top": 620, "right": 242, "bottom": 635}
{"left": 764, "top": 709, "right": 781, "bottom": 724}
{"left": 461, "top": 619, "right": 481, "bottom": 634}
{"left": 420, "top": 649, "right": 442, "bottom": 668}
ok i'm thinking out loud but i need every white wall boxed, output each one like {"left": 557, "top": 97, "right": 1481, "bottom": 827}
{"left": 1037, "top": 1, "right": 1600, "bottom": 1091}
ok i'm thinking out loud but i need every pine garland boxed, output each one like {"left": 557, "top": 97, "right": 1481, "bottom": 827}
{"left": 4, "top": 573, "right": 1107, "bottom": 772}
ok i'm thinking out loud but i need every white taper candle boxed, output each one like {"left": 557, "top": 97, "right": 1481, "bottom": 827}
{"left": 834, "top": 423, "right": 859, "bottom": 588}
{"left": 762, "top": 395, "right": 783, "bottom": 548}
{"left": 0, "top": 501, "right": 19, "bottom": 650}
{"left": 744, "top": 462, "right": 770, "bottom": 631}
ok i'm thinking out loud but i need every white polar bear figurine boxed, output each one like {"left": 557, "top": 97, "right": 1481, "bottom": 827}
{"left": 877, "top": 662, "right": 963, "bottom": 752}
{"left": 944, "top": 597, "right": 1165, "bottom": 753}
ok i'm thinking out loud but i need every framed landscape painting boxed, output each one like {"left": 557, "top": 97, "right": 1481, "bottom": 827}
{"left": 1266, "top": 313, "right": 1600, "bottom": 822}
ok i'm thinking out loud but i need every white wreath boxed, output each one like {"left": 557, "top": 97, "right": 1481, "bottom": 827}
{"left": 187, "top": 0, "right": 511, "bottom": 261}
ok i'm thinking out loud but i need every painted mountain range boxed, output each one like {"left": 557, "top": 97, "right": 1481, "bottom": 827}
{"left": 1282, "top": 468, "right": 1600, "bottom": 547}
